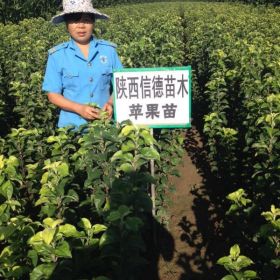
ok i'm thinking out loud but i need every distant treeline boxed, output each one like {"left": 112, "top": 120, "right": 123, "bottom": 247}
{"left": 0, "top": 0, "right": 59, "bottom": 24}
{"left": 0, "top": 0, "right": 279, "bottom": 24}
{"left": 207, "top": 0, "right": 279, "bottom": 5}
{"left": 0, "top": 0, "right": 176, "bottom": 24}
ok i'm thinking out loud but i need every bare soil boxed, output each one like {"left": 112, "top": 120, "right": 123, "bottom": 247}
{"left": 146, "top": 127, "right": 231, "bottom": 280}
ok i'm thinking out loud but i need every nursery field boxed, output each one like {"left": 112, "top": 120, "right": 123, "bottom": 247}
{"left": 0, "top": 1, "right": 279, "bottom": 279}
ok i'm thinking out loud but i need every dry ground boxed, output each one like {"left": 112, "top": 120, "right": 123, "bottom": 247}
{"left": 153, "top": 127, "right": 229, "bottom": 280}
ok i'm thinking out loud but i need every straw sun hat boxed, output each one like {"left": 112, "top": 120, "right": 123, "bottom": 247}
{"left": 51, "top": 0, "right": 109, "bottom": 24}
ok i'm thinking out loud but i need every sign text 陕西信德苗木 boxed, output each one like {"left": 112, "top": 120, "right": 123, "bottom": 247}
{"left": 113, "top": 67, "right": 192, "bottom": 128}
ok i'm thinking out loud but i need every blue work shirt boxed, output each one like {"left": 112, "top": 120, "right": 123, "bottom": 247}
{"left": 42, "top": 36, "right": 123, "bottom": 128}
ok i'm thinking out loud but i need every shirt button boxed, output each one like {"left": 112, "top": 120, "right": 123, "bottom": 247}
{"left": 90, "top": 92, "right": 94, "bottom": 97}
{"left": 89, "top": 77, "right": 93, "bottom": 82}
{"left": 87, "top": 62, "right": 92, "bottom": 67}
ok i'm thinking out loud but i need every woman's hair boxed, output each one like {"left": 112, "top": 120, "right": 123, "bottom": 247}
{"left": 64, "top": 13, "right": 95, "bottom": 23}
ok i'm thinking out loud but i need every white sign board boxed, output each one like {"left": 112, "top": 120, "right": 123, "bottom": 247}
{"left": 113, "top": 67, "right": 191, "bottom": 128}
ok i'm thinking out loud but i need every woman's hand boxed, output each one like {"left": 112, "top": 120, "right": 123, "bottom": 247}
{"left": 47, "top": 93, "right": 101, "bottom": 120}
{"left": 77, "top": 104, "right": 101, "bottom": 120}
{"left": 102, "top": 102, "right": 113, "bottom": 119}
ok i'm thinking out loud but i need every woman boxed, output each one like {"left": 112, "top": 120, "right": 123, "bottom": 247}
{"left": 42, "top": 0, "right": 122, "bottom": 128}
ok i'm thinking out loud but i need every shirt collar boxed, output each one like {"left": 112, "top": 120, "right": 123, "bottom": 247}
{"left": 69, "top": 36, "right": 98, "bottom": 62}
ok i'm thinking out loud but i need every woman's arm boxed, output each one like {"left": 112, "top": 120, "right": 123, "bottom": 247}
{"left": 48, "top": 93, "right": 100, "bottom": 120}
{"left": 102, "top": 96, "right": 113, "bottom": 118}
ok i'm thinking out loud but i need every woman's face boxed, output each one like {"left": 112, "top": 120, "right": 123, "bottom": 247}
{"left": 66, "top": 13, "right": 94, "bottom": 45}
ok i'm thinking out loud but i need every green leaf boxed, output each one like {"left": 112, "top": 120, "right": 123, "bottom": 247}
{"left": 217, "top": 256, "right": 231, "bottom": 266}
{"left": 120, "top": 125, "right": 135, "bottom": 136}
{"left": 118, "top": 163, "right": 134, "bottom": 173}
{"left": 226, "top": 204, "right": 239, "bottom": 215}
{"left": 227, "top": 188, "right": 245, "bottom": 202}
{"left": 65, "top": 189, "right": 79, "bottom": 203}
{"left": 111, "top": 150, "right": 123, "bottom": 162}
{"left": 0, "top": 225, "right": 16, "bottom": 241}
{"left": 5, "top": 165, "right": 18, "bottom": 180}
{"left": 27, "top": 250, "right": 38, "bottom": 267}
{"left": 252, "top": 143, "right": 267, "bottom": 150}
{"left": 81, "top": 218, "right": 92, "bottom": 230}
{"left": 271, "top": 258, "right": 280, "bottom": 267}
{"left": 57, "top": 162, "right": 69, "bottom": 177}
{"left": 103, "top": 197, "right": 110, "bottom": 211}
{"left": 240, "top": 197, "right": 251, "bottom": 206}
{"left": 273, "top": 212, "right": 280, "bottom": 223}
{"left": 43, "top": 218, "right": 63, "bottom": 228}
{"left": 59, "top": 224, "right": 81, "bottom": 237}
{"left": 230, "top": 244, "right": 240, "bottom": 259}
{"left": 40, "top": 172, "right": 49, "bottom": 184}
{"left": 0, "top": 175, "right": 4, "bottom": 186}
{"left": 46, "top": 136, "right": 57, "bottom": 143}
{"left": 54, "top": 241, "right": 72, "bottom": 258}
{"left": 99, "top": 231, "right": 116, "bottom": 247}
{"left": 121, "top": 140, "right": 136, "bottom": 152}
{"left": 32, "top": 243, "right": 53, "bottom": 257}
{"left": 111, "top": 151, "right": 133, "bottom": 163}
{"left": 26, "top": 163, "right": 38, "bottom": 176}
{"left": 107, "top": 211, "right": 121, "bottom": 222}
{"left": 0, "top": 246, "right": 13, "bottom": 258}
{"left": 236, "top": 255, "right": 254, "bottom": 268}
{"left": 35, "top": 197, "right": 49, "bottom": 206}
{"left": 30, "top": 263, "right": 56, "bottom": 280}
{"left": 221, "top": 276, "right": 235, "bottom": 280}
{"left": 92, "top": 191, "right": 105, "bottom": 213}
{"left": 87, "top": 168, "right": 102, "bottom": 182}
{"left": 1, "top": 180, "right": 13, "bottom": 200}
{"left": 92, "top": 224, "right": 107, "bottom": 235}
{"left": 42, "top": 228, "right": 56, "bottom": 245}
{"left": 28, "top": 232, "right": 43, "bottom": 245}
{"left": 0, "top": 155, "right": 5, "bottom": 169}
{"left": 0, "top": 204, "right": 7, "bottom": 216}
{"left": 88, "top": 238, "right": 100, "bottom": 247}
{"left": 6, "top": 156, "right": 19, "bottom": 167}
{"left": 140, "top": 147, "right": 160, "bottom": 161}
{"left": 140, "top": 129, "right": 154, "bottom": 145}
{"left": 243, "top": 270, "right": 258, "bottom": 279}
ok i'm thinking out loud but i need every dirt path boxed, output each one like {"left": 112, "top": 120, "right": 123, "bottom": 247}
{"left": 155, "top": 127, "right": 228, "bottom": 280}
{"left": 158, "top": 152, "right": 204, "bottom": 280}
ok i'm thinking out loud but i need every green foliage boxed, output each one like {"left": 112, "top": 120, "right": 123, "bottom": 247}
{"left": 0, "top": 18, "right": 68, "bottom": 135}
{"left": 0, "top": 1, "right": 279, "bottom": 278}
{"left": 179, "top": 2, "right": 279, "bottom": 278}
{"left": 226, "top": 188, "right": 252, "bottom": 215}
{"left": 205, "top": 0, "right": 279, "bottom": 6}
{"left": 255, "top": 205, "right": 280, "bottom": 271}
{"left": 0, "top": 0, "right": 59, "bottom": 24}
{"left": 0, "top": 0, "right": 182, "bottom": 24}
{"left": 217, "top": 244, "right": 258, "bottom": 280}
{"left": 0, "top": 119, "right": 173, "bottom": 279}
{"left": 98, "top": 5, "right": 184, "bottom": 68}
{"left": 250, "top": 94, "right": 280, "bottom": 190}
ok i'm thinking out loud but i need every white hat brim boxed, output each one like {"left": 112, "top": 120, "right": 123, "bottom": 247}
{"left": 51, "top": 9, "right": 109, "bottom": 24}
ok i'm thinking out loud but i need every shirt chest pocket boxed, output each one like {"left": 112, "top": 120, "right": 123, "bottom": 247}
{"left": 62, "top": 71, "right": 79, "bottom": 90}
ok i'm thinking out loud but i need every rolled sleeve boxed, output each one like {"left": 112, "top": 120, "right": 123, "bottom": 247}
{"left": 42, "top": 54, "right": 62, "bottom": 94}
